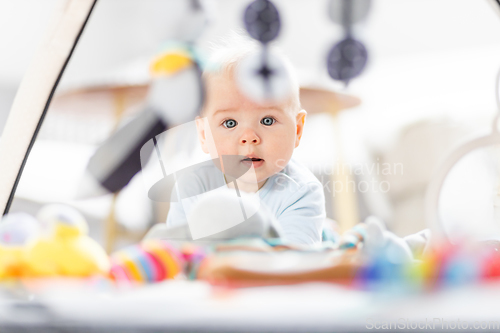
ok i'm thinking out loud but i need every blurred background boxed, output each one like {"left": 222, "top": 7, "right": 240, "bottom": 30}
{"left": 2, "top": 0, "right": 500, "bottom": 251}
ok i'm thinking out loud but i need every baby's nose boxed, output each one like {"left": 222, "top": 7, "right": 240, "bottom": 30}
{"left": 240, "top": 129, "right": 261, "bottom": 145}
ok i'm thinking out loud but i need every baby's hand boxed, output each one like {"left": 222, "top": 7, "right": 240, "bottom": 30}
{"left": 188, "top": 188, "right": 282, "bottom": 240}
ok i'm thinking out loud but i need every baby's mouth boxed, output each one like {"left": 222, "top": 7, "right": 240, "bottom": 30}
{"left": 242, "top": 157, "right": 263, "bottom": 162}
{"left": 241, "top": 156, "right": 265, "bottom": 168}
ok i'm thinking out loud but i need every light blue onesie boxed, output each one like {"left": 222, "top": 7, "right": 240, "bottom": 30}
{"left": 166, "top": 158, "right": 326, "bottom": 245}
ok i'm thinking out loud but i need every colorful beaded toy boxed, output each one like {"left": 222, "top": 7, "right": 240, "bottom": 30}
{"left": 109, "top": 240, "right": 185, "bottom": 283}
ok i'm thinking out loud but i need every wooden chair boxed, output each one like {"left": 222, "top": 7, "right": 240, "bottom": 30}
{"left": 299, "top": 87, "right": 361, "bottom": 233}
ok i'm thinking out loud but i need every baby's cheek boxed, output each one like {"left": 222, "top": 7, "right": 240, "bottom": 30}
{"left": 269, "top": 147, "right": 293, "bottom": 171}
{"left": 213, "top": 142, "right": 234, "bottom": 157}
{"left": 210, "top": 131, "right": 236, "bottom": 155}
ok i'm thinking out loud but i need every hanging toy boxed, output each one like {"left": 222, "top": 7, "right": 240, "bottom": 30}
{"left": 0, "top": 213, "right": 40, "bottom": 279}
{"left": 23, "top": 204, "right": 110, "bottom": 278}
{"left": 144, "top": 47, "right": 205, "bottom": 204}
{"left": 77, "top": 1, "right": 210, "bottom": 199}
{"left": 243, "top": 0, "right": 280, "bottom": 43}
{"left": 238, "top": 0, "right": 293, "bottom": 104}
{"left": 148, "top": 0, "right": 208, "bottom": 126}
{"left": 326, "top": 0, "right": 371, "bottom": 85}
{"left": 148, "top": 44, "right": 204, "bottom": 127}
{"left": 149, "top": 0, "right": 209, "bottom": 125}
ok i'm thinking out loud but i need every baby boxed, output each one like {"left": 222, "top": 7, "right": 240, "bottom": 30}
{"left": 166, "top": 37, "right": 325, "bottom": 245}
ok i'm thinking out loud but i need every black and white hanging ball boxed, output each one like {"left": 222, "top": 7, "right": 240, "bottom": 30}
{"left": 244, "top": 0, "right": 281, "bottom": 43}
{"left": 235, "top": 50, "right": 293, "bottom": 104}
{"left": 327, "top": 37, "right": 368, "bottom": 83}
{"left": 328, "top": 0, "right": 372, "bottom": 26}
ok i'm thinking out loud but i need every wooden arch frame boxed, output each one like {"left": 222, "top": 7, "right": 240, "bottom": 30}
{"left": 0, "top": 0, "right": 97, "bottom": 214}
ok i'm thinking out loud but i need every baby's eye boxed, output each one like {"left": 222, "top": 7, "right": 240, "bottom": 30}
{"left": 261, "top": 117, "right": 275, "bottom": 126}
{"left": 223, "top": 119, "right": 238, "bottom": 129}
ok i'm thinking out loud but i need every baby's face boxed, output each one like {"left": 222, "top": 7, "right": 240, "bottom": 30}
{"left": 196, "top": 71, "right": 306, "bottom": 190}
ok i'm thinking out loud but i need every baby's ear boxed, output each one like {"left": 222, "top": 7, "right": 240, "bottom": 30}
{"left": 294, "top": 110, "right": 307, "bottom": 148}
{"left": 195, "top": 116, "right": 210, "bottom": 154}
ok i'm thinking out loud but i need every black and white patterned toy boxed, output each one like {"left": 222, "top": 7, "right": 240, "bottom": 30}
{"left": 243, "top": 0, "right": 281, "bottom": 43}
{"left": 239, "top": 0, "right": 292, "bottom": 103}
{"left": 327, "top": 0, "right": 371, "bottom": 85}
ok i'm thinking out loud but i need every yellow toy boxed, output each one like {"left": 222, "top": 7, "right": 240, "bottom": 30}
{"left": 0, "top": 213, "right": 40, "bottom": 279}
{"left": 150, "top": 50, "right": 193, "bottom": 77}
{"left": 146, "top": 43, "right": 204, "bottom": 132}
{"left": 23, "top": 204, "right": 110, "bottom": 278}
